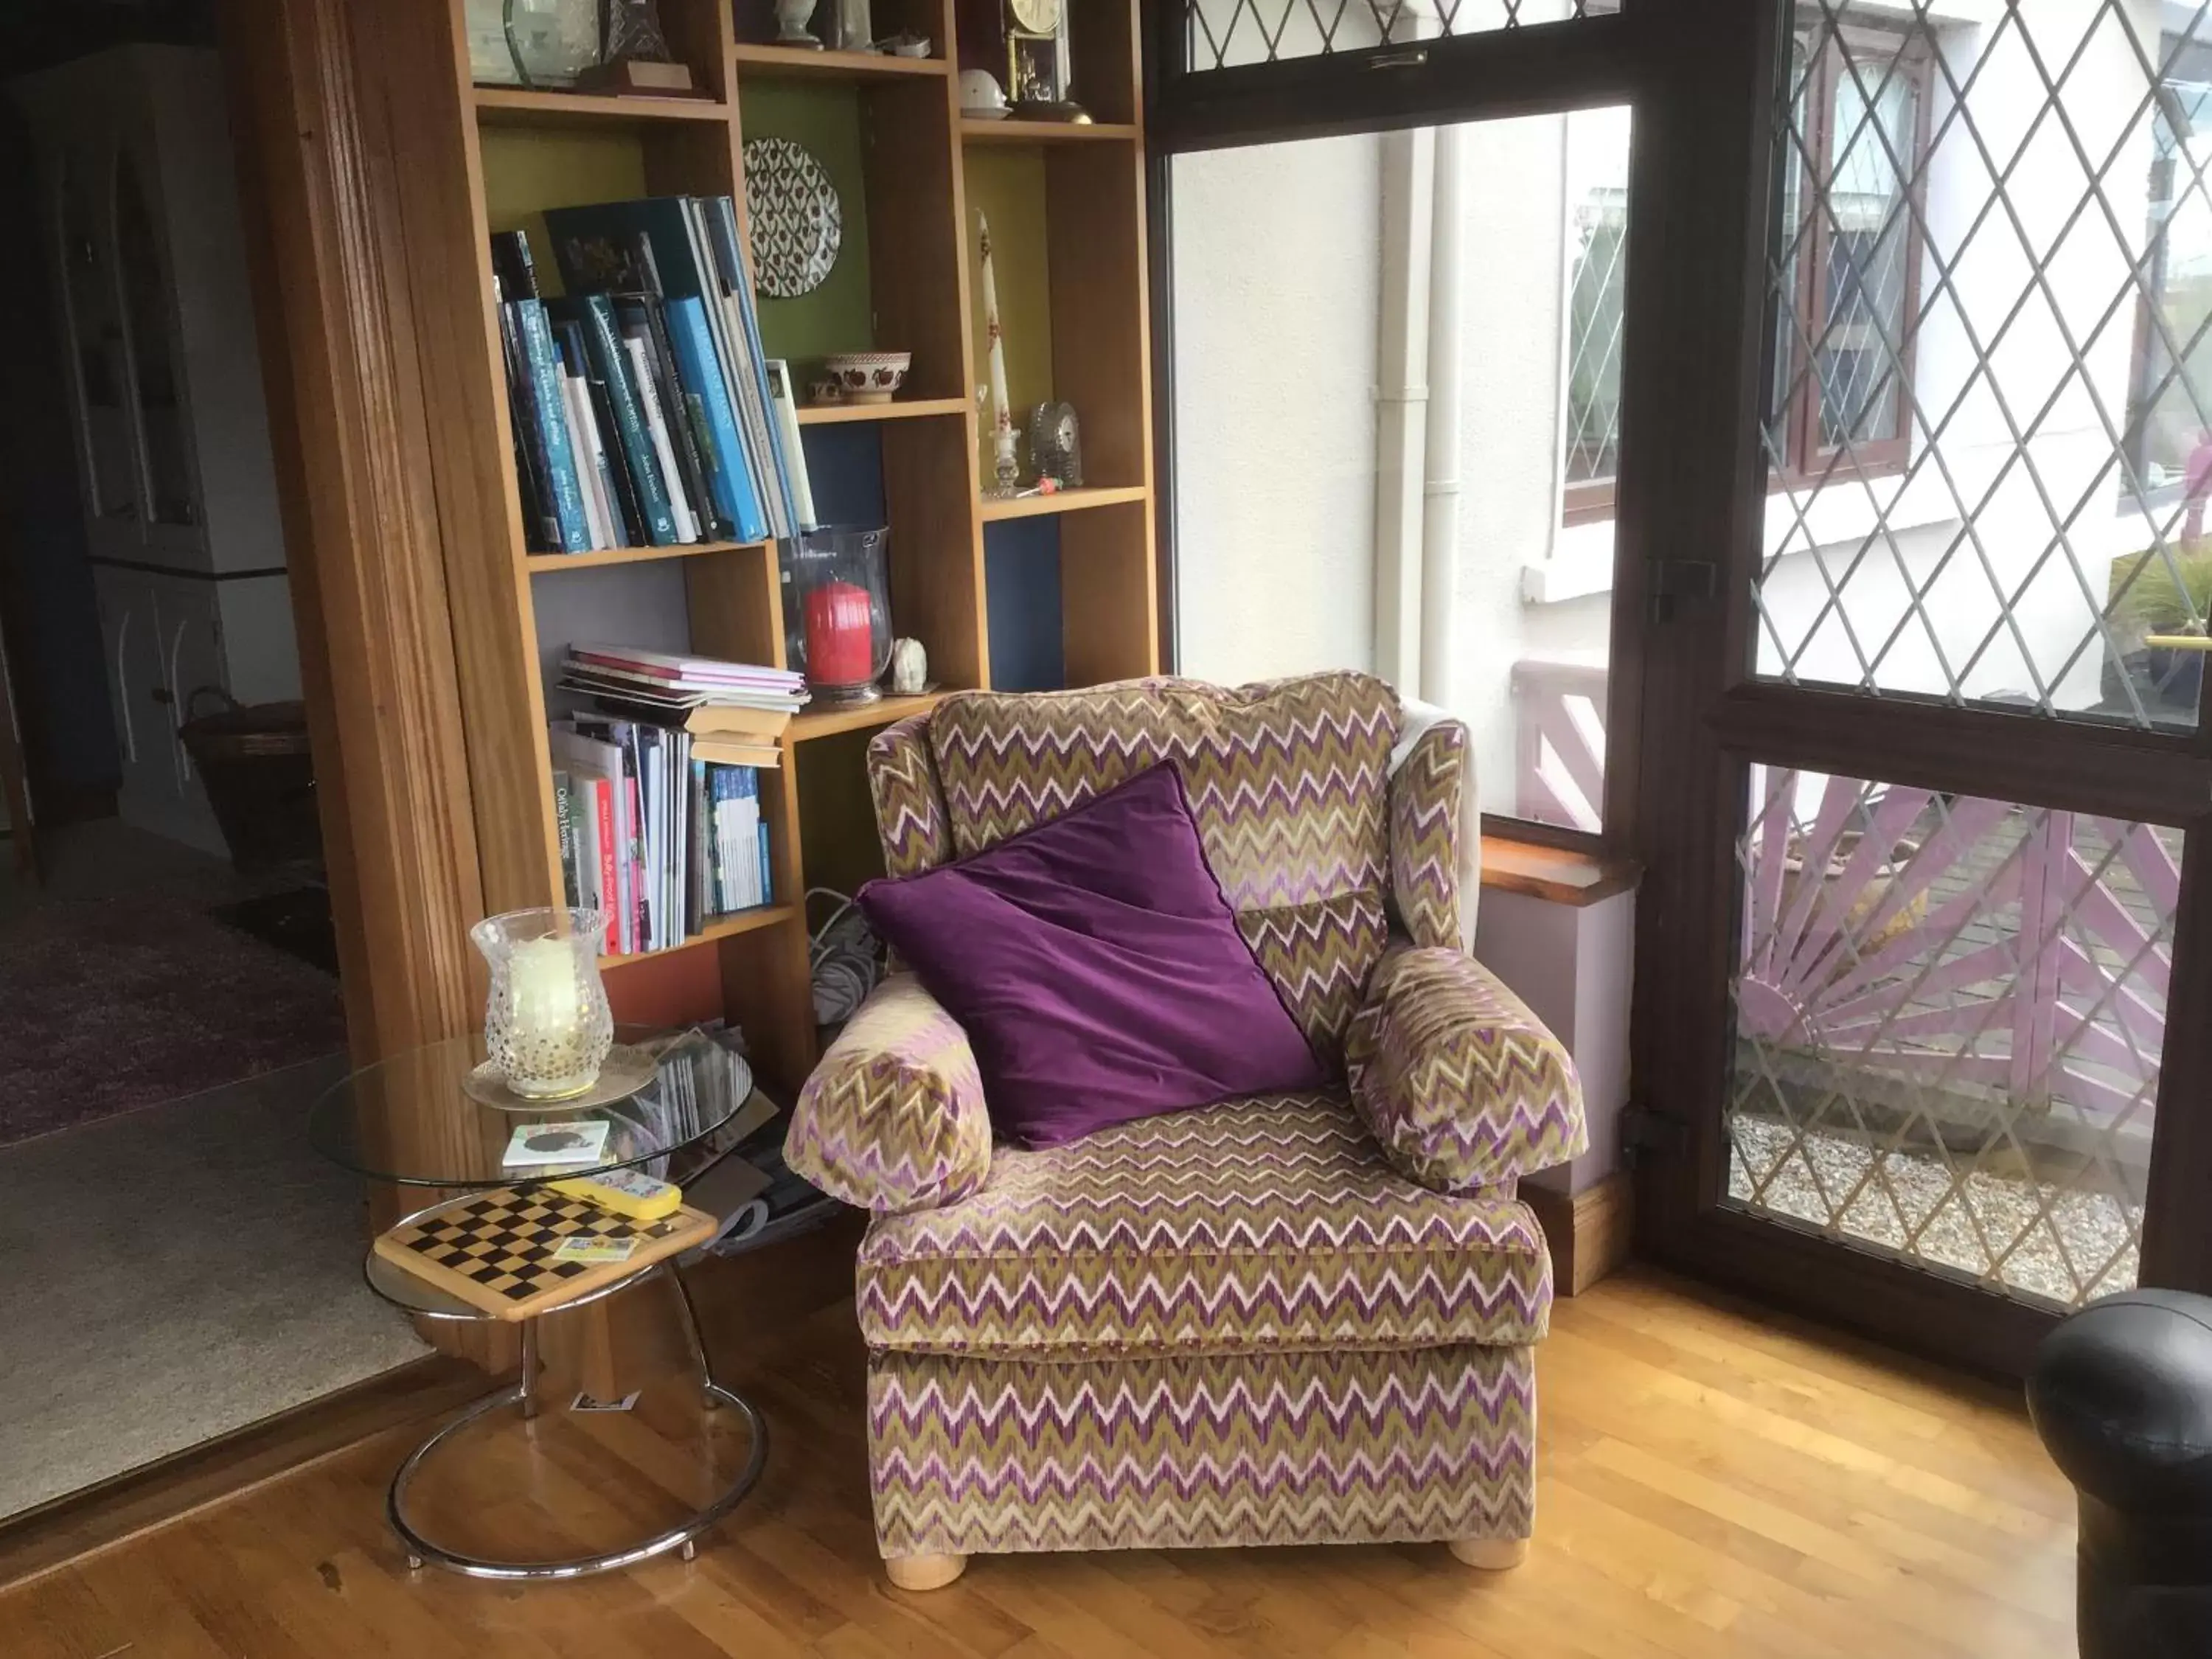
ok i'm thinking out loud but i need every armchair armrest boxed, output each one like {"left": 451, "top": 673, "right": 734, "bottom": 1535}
{"left": 786, "top": 974, "right": 993, "bottom": 1214}
{"left": 1344, "top": 945, "right": 1586, "bottom": 1192}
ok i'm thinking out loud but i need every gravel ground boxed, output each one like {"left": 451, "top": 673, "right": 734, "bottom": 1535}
{"left": 1726, "top": 1112, "right": 2141, "bottom": 1307}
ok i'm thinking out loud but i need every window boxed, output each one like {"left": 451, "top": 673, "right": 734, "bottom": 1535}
{"left": 1768, "top": 22, "right": 1930, "bottom": 484}
{"left": 1559, "top": 17, "right": 1933, "bottom": 524}
{"left": 1173, "top": 108, "right": 1631, "bottom": 836}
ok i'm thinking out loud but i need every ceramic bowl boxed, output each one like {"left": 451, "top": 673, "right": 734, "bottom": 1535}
{"left": 807, "top": 378, "right": 844, "bottom": 405}
{"left": 824, "top": 351, "right": 911, "bottom": 405}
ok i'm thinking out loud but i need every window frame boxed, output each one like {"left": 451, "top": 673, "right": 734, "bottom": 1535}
{"left": 1558, "top": 15, "right": 1934, "bottom": 526}
{"left": 1770, "top": 18, "right": 1934, "bottom": 489}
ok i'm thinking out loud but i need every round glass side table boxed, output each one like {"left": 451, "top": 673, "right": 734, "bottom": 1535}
{"left": 310, "top": 1028, "right": 768, "bottom": 1581}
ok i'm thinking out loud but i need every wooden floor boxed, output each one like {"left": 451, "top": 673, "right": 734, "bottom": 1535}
{"left": 0, "top": 1244, "right": 2078, "bottom": 1659}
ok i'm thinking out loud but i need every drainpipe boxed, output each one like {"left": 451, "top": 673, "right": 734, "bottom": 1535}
{"left": 1372, "top": 126, "right": 1436, "bottom": 691}
{"left": 1419, "top": 123, "right": 1464, "bottom": 708}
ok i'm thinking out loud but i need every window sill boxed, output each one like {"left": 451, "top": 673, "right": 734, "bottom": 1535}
{"left": 1481, "top": 835, "right": 1639, "bottom": 908}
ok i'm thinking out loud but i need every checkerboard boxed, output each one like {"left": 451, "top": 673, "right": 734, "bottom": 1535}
{"left": 372, "top": 1186, "right": 716, "bottom": 1320}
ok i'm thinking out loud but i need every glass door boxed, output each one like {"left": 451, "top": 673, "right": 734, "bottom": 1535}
{"left": 1637, "top": 0, "right": 2212, "bottom": 1372}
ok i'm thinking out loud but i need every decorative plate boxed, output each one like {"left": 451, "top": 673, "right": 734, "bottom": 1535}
{"left": 743, "top": 137, "right": 842, "bottom": 299}
{"left": 462, "top": 1043, "right": 659, "bottom": 1113}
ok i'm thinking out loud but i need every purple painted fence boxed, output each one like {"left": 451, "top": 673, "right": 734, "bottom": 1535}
{"left": 1511, "top": 660, "right": 2176, "bottom": 1134}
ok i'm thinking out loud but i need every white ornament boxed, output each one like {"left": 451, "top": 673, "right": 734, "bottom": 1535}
{"left": 889, "top": 637, "right": 928, "bottom": 695}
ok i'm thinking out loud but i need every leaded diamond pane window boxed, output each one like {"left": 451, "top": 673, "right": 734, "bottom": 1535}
{"left": 1181, "top": 0, "right": 1615, "bottom": 75}
{"left": 1726, "top": 765, "right": 2178, "bottom": 1310}
{"left": 1758, "top": 0, "right": 2212, "bottom": 731}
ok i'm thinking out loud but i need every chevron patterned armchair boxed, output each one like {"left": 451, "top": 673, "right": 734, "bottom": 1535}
{"left": 787, "top": 672, "right": 1586, "bottom": 1590}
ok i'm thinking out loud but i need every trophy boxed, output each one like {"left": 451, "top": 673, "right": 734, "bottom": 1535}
{"left": 580, "top": 0, "right": 704, "bottom": 95}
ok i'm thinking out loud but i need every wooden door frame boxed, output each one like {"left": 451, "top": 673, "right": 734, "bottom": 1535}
{"left": 220, "top": 0, "right": 514, "bottom": 1371}
{"left": 221, "top": 0, "right": 484, "bottom": 1064}
{"left": 1625, "top": 0, "right": 2212, "bottom": 1379}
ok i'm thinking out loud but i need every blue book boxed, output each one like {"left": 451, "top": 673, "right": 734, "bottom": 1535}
{"left": 514, "top": 300, "right": 590, "bottom": 553}
{"left": 559, "top": 296, "right": 678, "bottom": 546}
{"left": 665, "top": 296, "right": 766, "bottom": 543}
{"left": 705, "top": 197, "right": 803, "bottom": 536}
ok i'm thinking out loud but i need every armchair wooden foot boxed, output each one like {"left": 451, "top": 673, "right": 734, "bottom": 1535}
{"left": 885, "top": 1552, "right": 968, "bottom": 1590}
{"left": 1448, "top": 1536, "right": 1529, "bottom": 1571}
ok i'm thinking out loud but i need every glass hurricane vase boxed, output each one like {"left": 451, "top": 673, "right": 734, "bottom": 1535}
{"left": 782, "top": 525, "right": 893, "bottom": 704}
{"left": 471, "top": 907, "right": 614, "bottom": 1101}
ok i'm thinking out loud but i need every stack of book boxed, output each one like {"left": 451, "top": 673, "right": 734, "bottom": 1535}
{"left": 490, "top": 195, "right": 819, "bottom": 557}
{"left": 549, "top": 644, "right": 804, "bottom": 956}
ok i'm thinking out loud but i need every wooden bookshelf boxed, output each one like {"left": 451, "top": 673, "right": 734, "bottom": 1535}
{"left": 979, "top": 483, "right": 1150, "bottom": 520}
{"left": 796, "top": 395, "right": 970, "bottom": 425}
{"left": 524, "top": 540, "right": 765, "bottom": 572}
{"left": 790, "top": 691, "right": 949, "bottom": 740}
{"left": 728, "top": 43, "right": 952, "bottom": 81}
{"left": 416, "top": 0, "right": 1157, "bottom": 1099}
{"left": 961, "top": 118, "right": 1141, "bottom": 145}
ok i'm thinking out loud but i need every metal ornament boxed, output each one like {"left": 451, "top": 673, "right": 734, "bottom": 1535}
{"left": 1027, "top": 400, "right": 1082, "bottom": 488}
{"left": 743, "top": 138, "right": 842, "bottom": 298}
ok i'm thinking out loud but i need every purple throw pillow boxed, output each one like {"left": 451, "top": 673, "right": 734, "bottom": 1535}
{"left": 855, "top": 762, "right": 1326, "bottom": 1148}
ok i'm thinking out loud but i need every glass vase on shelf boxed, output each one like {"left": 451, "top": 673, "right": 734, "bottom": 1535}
{"left": 472, "top": 907, "right": 615, "bottom": 1101}
{"left": 463, "top": 0, "right": 602, "bottom": 88}
{"left": 782, "top": 526, "right": 893, "bottom": 705}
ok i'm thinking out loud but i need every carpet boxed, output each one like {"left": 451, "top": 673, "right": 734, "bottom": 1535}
{"left": 0, "top": 895, "right": 347, "bottom": 1146}
{"left": 0, "top": 1055, "right": 430, "bottom": 1519}
{"left": 212, "top": 886, "right": 341, "bottom": 975}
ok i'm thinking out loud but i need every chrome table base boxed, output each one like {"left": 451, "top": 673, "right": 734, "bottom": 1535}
{"left": 366, "top": 1245, "right": 765, "bottom": 1581}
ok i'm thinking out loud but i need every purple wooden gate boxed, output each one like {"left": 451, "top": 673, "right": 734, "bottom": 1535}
{"left": 1735, "top": 769, "right": 2174, "bottom": 1139}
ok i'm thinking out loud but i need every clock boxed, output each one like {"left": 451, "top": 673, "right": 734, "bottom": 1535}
{"left": 1027, "top": 400, "right": 1083, "bottom": 489}
{"left": 1004, "top": 0, "right": 1088, "bottom": 121}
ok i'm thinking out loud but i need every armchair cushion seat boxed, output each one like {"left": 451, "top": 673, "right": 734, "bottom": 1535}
{"left": 856, "top": 1090, "right": 1553, "bottom": 1360}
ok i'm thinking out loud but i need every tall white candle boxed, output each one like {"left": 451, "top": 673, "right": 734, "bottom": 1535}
{"left": 979, "top": 212, "right": 1017, "bottom": 488}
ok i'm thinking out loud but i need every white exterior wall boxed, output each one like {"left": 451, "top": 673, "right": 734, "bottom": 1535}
{"left": 1172, "top": 134, "right": 1385, "bottom": 685}
{"left": 1442, "top": 116, "right": 1571, "bottom": 812}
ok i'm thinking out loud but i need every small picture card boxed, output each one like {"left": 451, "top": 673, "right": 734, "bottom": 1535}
{"left": 571, "top": 1390, "right": 643, "bottom": 1413}
{"left": 549, "top": 1234, "right": 637, "bottom": 1265}
{"left": 504, "top": 1119, "right": 611, "bottom": 1169}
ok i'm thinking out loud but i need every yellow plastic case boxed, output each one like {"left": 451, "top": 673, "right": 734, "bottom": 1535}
{"left": 546, "top": 1167, "right": 684, "bottom": 1222}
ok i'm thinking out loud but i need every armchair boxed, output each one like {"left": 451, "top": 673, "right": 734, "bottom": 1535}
{"left": 787, "top": 672, "right": 1585, "bottom": 1587}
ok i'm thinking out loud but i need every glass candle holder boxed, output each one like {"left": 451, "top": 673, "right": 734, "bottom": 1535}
{"left": 471, "top": 907, "right": 614, "bottom": 1100}
{"left": 782, "top": 525, "right": 892, "bottom": 703}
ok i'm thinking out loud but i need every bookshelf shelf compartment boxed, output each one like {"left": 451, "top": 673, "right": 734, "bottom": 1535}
{"left": 526, "top": 540, "right": 767, "bottom": 573}
{"left": 731, "top": 44, "right": 951, "bottom": 81}
{"left": 473, "top": 86, "right": 732, "bottom": 129}
{"left": 961, "top": 119, "right": 1140, "bottom": 145}
{"left": 791, "top": 691, "right": 951, "bottom": 740}
{"left": 978, "top": 484, "right": 1148, "bottom": 521}
{"left": 598, "top": 902, "right": 797, "bottom": 968}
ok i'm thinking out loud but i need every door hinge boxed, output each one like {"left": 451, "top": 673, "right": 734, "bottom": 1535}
{"left": 1618, "top": 1103, "right": 1688, "bottom": 1166}
{"left": 1648, "top": 560, "right": 1718, "bottom": 624}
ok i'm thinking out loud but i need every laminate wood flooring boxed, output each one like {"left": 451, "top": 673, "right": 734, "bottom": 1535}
{"left": 0, "top": 1250, "right": 2078, "bottom": 1659}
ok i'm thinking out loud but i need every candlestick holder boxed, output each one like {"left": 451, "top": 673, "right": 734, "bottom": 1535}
{"left": 471, "top": 908, "right": 614, "bottom": 1101}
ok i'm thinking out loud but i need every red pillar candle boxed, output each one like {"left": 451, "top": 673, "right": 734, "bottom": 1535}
{"left": 804, "top": 579, "right": 875, "bottom": 689}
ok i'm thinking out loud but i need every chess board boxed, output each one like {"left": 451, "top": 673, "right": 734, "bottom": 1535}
{"left": 372, "top": 1187, "right": 716, "bottom": 1320}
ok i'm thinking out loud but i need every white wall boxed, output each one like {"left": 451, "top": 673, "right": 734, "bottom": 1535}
{"left": 1172, "top": 134, "right": 1384, "bottom": 685}
{"left": 1443, "top": 115, "right": 1573, "bottom": 813}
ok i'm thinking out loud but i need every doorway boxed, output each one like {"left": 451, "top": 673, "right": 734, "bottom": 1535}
{"left": 0, "top": 4, "right": 425, "bottom": 1524}
{"left": 1632, "top": 0, "right": 2212, "bottom": 1375}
